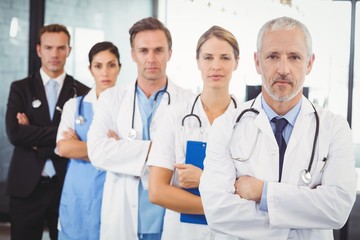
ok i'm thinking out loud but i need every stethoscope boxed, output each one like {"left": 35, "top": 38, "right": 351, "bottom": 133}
{"left": 127, "top": 79, "right": 171, "bottom": 140}
{"left": 230, "top": 98, "right": 319, "bottom": 185}
{"left": 181, "top": 93, "right": 237, "bottom": 153}
{"left": 181, "top": 93, "right": 237, "bottom": 133}
{"left": 75, "top": 91, "right": 90, "bottom": 125}
{"left": 74, "top": 86, "right": 92, "bottom": 125}
{"left": 31, "top": 73, "right": 78, "bottom": 111}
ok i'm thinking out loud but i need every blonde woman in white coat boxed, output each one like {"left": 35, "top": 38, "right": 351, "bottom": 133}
{"left": 148, "top": 26, "right": 240, "bottom": 240}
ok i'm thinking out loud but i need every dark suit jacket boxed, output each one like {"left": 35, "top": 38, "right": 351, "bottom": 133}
{"left": 5, "top": 72, "right": 89, "bottom": 198}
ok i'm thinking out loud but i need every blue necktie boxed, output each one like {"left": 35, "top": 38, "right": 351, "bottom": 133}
{"left": 46, "top": 79, "right": 58, "bottom": 120}
{"left": 272, "top": 117, "right": 288, "bottom": 182}
{"left": 43, "top": 79, "right": 57, "bottom": 177}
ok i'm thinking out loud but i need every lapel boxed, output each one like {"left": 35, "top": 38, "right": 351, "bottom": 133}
{"left": 117, "top": 82, "right": 144, "bottom": 140}
{"left": 285, "top": 97, "right": 315, "bottom": 155}
{"left": 32, "top": 72, "right": 51, "bottom": 123}
{"left": 251, "top": 96, "right": 277, "bottom": 146}
{"left": 132, "top": 82, "right": 144, "bottom": 139}
{"left": 151, "top": 80, "right": 175, "bottom": 125}
{"left": 52, "top": 74, "right": 76, "bottom": 123}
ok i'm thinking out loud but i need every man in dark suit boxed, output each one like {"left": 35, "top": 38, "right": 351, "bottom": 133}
{"left": 5, "top": 24, "right": 89, "bottom": 240}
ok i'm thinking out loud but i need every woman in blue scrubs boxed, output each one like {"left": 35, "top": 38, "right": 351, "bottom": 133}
{"left": 55, "top": 41, "right": 121, "bottom": 240}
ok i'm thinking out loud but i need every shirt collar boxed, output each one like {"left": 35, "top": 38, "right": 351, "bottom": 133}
{"left": 84, "top": 87, "right": 97, "bottom": 103}
{"left": 135, "top": 84, "right": 166, "bottom": 103}
{"left": 261, "top": 95, "right": 302, "bottom": 127}
{"left": 40, "top": 68, "right": 66, "bottom": 88}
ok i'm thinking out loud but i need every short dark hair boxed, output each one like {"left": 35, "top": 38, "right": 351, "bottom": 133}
{"left": 88, "top": 41, "right": 121, "bottom": 67}
{"left": 37, "top": 24, "right": 71, "bottom": 45}
{"left": 129, "top": 17, "right": 172, "bottom": 49}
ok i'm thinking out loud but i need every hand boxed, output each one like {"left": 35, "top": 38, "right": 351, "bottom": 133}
{"left": 234, "top": 176, "right": 264, "bottom": 203}
{"left": 107, "top": 129, "right": 120, "bottom": 140}
{"left": 174, "top": 163, "right": 202, "bottom": 189}
{"left": 62, "top": 129, "right": 79, "bottom": 141}
{"left": 17, "top": 112, "right": 29, "bottom": 125}
{"left": 17, "top": 113, "right": 36, "bottom": 149}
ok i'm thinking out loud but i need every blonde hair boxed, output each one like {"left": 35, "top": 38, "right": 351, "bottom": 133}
{"left": 196, "top": 25, "right": 239, "bottom": 60}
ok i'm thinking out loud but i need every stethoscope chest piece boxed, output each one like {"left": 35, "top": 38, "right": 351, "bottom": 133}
{"left": 127, "top": 128, "right": 137, "bottom": 140}
{"left": 75, "top": 115, "right": 85, "bottom": 125}
{"left": 300, "top": 169, "right": 312, "bottom": 184}
{"left": 32, "top": 99, "right": 41, "bottom": 108}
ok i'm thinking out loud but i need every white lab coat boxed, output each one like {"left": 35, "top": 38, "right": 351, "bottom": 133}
{"left": 148, "top": 94, "right": 238, "bottom": 240}
{"left": 87, "top": 80, "right": 193, "bottom": 240}
{"left": 199, "top": 95, "right": 357, "bottom": 240}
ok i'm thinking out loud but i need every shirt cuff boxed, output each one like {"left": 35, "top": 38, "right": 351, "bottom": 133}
{"left": 259, "top": 181, "right": 268, "bottom": 212}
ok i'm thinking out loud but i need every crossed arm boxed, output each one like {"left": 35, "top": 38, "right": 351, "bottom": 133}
{"left": 149, "top": 165, "right": 204, "bottom": 214}
{"left": 234, "top": 176, "right": 264, "bottom": 203}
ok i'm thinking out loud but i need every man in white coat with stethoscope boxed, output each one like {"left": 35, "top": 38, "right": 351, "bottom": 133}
{"left": 199, "top": 16, "right": 357, "bottom": 240}
{"left": 87, "top": 17, "right": 192, "bottom": 240}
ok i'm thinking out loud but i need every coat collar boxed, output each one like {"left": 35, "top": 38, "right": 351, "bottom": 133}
{"left": 249, "top": 94, "right": 316, "bottom": 147}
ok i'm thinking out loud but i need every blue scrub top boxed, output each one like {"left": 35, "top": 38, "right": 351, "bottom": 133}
{"left": 59, "top": 97, "right": 106, "bottom": 240}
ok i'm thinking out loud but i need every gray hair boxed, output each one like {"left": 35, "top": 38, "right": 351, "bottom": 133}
{"left": 256, "top": 16, "right": 312, "bottom": 58}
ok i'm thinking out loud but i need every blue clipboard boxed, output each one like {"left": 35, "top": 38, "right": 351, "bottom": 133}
{"left": 180, "top": 140, "right": 207, "bottom": 225}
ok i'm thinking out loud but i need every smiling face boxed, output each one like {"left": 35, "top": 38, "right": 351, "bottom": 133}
{"left": 197, "top": 37, "right": 238, "bottom": 91}
{"left": 36, "top": 31, "right": 71, "bottom": 78}
{"left": 89, "top": 50, "right": 120, "bottom": 96}
{"left": 254, "top": 27, "right": 314, "bottom": 107}
{"left": 131, "top": 30, "right": 172, "bottom": 84}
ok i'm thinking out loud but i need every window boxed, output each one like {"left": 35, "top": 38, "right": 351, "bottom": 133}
{"left": 45, "top": 0, "right": 153, "bottom": 87}
{"left": 0, "top": 0, "right": 30, "bottom": 182}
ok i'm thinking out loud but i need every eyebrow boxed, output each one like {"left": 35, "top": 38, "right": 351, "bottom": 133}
{"left": 201, "top": 53, "right": 232, "bottom": 56}
{"left": 92, "top": 59, "right": 117, "bottom": 64}
{"left": 138, "top": 46, "right": 165, "bottom": 50}
{"left": 43, "top": 44, "right": 67, "bottom": 48}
